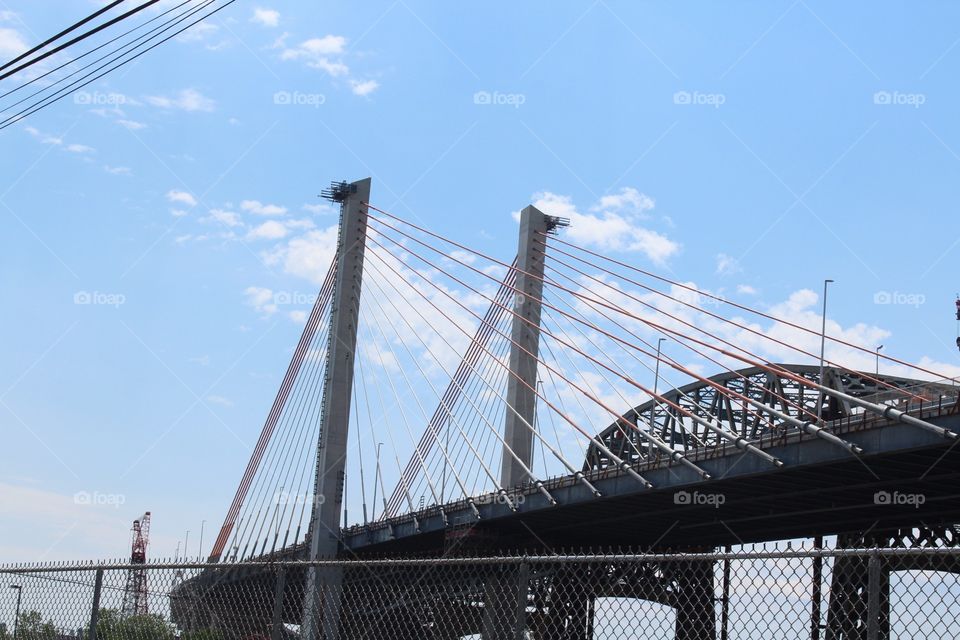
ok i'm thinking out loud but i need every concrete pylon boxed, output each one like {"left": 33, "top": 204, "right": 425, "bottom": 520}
{"left": 500, "top": 205, "right": 552, "bottom": 489}
{"left": 302, "top": 178, "right": 371, "bottom": 640}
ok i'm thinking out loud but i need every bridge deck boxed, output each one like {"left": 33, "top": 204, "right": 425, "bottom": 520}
{"left": 240, "top": 401, "right": 960, "bottom": 555}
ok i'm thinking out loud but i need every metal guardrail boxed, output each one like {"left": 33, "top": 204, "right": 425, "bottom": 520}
{"left": 3, "top": 546, "right": 960, "bottom": 639}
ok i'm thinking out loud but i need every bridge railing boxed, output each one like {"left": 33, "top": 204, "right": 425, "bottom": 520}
{"left": 3, "top": 545, "right": 960, "bottom": 639}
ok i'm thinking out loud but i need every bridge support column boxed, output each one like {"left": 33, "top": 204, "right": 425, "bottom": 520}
{"left": 500, "top": 205, "right": 562, "bottom": 489}
{"left": 481, "top": 563, "right": 530, "bottom": 640}
{"left": 670, "top": 559, "right": 716, "bottom": 640}
{"left": 539, "top": 567, "right": 593, "bottom": 640}
{"left": 302, "top": 178, "right": 371, "bottom": 640}
{"left": 824, "top": 553, "right": 889, "bottom": 640}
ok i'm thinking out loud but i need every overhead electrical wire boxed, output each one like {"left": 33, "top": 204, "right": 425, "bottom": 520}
{"left": 0, "top": 0, "right": 160, "bottom": 82}
{"left": 0, "top": 0, "right": 235, "bottom": 130}
{"left": 0, "top": 0, "right": 201, "bottom": 103}
{"left": 0, "top": 0, "right": 128, "bottom": 73}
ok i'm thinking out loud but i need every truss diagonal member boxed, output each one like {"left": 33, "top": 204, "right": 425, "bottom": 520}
{"left": 771, "top": 369, "right": 959, "bottom": 441}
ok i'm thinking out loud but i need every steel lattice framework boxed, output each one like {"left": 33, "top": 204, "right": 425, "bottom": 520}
{"left": 585, "top": 364, "right": 959, "bottom": 472}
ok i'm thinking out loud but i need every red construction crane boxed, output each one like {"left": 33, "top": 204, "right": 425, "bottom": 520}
{"left": 121, "top": 512, "right": 151, "bottom": 617}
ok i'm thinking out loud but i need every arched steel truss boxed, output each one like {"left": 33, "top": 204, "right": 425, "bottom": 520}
{"left": 584, "top": 364, "right": 958, "bottom": 472}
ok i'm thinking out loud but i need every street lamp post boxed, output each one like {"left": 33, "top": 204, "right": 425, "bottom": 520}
{"left": 372, "top": 442, "right": 384, "bottom": 521}
{"left": 817, "top": 279, "right": 834, "bottom": 424}
{"left": 198, "top": 520, "right": 206, "bottom": 561}
{"left": 10, "top": 585, "right": 22, "bottom": 640}
{"left": 876, "top": 345, "right": 884, "bottom": 377}
{"left": 652, "top": 338, "right": 666, "bottom": 456}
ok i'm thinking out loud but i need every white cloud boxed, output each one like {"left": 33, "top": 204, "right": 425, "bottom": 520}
{"left": 24, "top": 126, "right": 62, "bottom": 145}
{"left": 0, "top": 26, "right": 27, "bottom": 59}
{"left": 287, "top": 35, "right": 345, "bottom": 55}
{"left": 350, "top": 79, "right": 379, "bottom": 96}
{"left": 243, "top": 286, "right": 277, "bottom": 315}
{"left": 146, "top": 88, "right": 215, "bottom": 112}
{"left": 593, "top": 187, "right": 654, "bottom": 214}
{"left": 117, "top": 119, "right": 147, "bottom": 130}
{"left": 268, "top": 32, "right": 289, "bottom": 49}
{"left": 264, "top": 226, "right": 339, "bottom": 284}
{"left": 241, "top": 199, "right": 287, "bottom": 216}
{"left": 205, "top": 208, "right": 242, "bottom": 227}
{"left": 289, "top": 310, "right": 307, "bottom": 323}
{"left": 280, "top": 36, "right": 349, "bottom": 76}
{"left": 66, "top": 143, "right": 94, "bottom": 153}
{"left": 176, "top": 21, "right": 219, "bottom": 43}
{"left": 104, "top": 165, "right": 132, "bottom": 176}
{"left": 736, "top": 284, "right": 758, "bottom": 295}
{"left": 247, "top": 220, "right": 288, "bottom": 240}
{"left": 167, "top": 190, "right": 198, "bottom": 207}
{"left": 0, "top": 482, "right": 134, "bottom": 561}
{"left": 303, "top": 202, "right": 335, "bottom": 215}
{"left": 170, "top": 209, "right": 189, "bottom": 218}
{"left": 206, "top": 394, "right": 233, "bottom": 407}
{"left": 251, "top": 8, "right": 280, "bottom": 27}
{"left": 447, "top": 249, "right": 476, "bottom": 265}
{"left": 530, "top": 188, "right": 680, "bottom": 264}
{"left": 715, "top": 253, "right": 741, "bottom": 276}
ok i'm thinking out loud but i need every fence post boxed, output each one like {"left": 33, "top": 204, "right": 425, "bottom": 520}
{"left": 87, "top": 568, "right": 104, "bottom": 640}
{"left": 866, "top": 551, "right": 880, "bottom": 640}
{"left": 810, "top": 537, "right": 823, "bottom": 640}
{"left": 721, "top": 545, "right": 731, "bottom": 640}
{"left": 271, "top": 567, "right": 287, "bottom": 640}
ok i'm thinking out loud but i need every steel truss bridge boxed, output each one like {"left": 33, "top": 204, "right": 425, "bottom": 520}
{"left": 172, "top": 178, "right": 960, "bottom": 639}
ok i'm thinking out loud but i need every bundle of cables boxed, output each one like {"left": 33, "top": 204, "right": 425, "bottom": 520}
{"left": 0, "top": 0, "right": 235, "bottom": 129}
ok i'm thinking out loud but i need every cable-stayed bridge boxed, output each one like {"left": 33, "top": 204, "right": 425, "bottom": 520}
{"left": 174, "top": 178, "right": 960, "bottom": 639}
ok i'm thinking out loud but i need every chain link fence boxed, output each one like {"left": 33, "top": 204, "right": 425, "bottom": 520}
{"left": 2, "top": 546, "right": 960, "bottom": 639}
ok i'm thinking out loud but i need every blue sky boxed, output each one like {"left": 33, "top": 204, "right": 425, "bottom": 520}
{"left": 2, "top": 0, "right": 960, "bottom": 563}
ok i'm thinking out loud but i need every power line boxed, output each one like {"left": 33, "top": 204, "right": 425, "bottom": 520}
{"left": 0, "top": 0, "right": 200, "bottom": 103}
{"left": 0, "top": 0, "right": 234, "bottom": 130}
{"left": 0, "top": 0, "right": 160, "bottom": 82}
{"left": 0, "top": 0, "right": 127, "bottom": 73}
